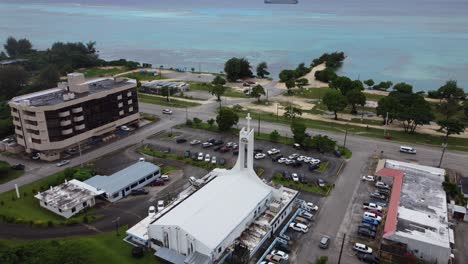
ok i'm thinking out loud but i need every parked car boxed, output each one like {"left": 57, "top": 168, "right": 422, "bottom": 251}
{"left": 357, "top": 253, "right": 380, "bottom": 264}
{"left": 184, "top": 150, "right": 191, "bottom": 158}
{"left": 362, "top": 216, "right": 380, "bottom": 226}
{"left": 157, "top": 200, "right": 164, "bottom": 211}
{"left": 400, "top": 145, "right": 416, "bottom": 154}
{"left": 317, "top": 179, "right": 326, "bottom": 187}
{"left": 278, "top": 158, "right": 288, "bottom": 165}
{"left": 271, "top": 250, "right": 289, "bottom": 260}
{"left": 232, "top": 143, "right": 239, "bottom": 150}
{"left": 289, "top": 222, "right": 308, "bottom": 233}
{"left": 204, "top": 153, "right": 210, "bottom": 162}
{"left": 363, "top": 212, "right": 382, "bottom": 222}
{"left": 362, "top": 175, "right": 375, "bottom": 181}
{"left": 191, "top": 153, "right": 198, "bottom": 160}
{"left": 11, "top": 164, "right": 25, "bottom": 170}
{"left": 160, "top": 174, "right": 170, "bottom": 181}
{"left": 375, "top": 181, "right": 390, "bottom": 189}
{"left": 226, "top": 142, "right": 234, "bottom": 147}
{"left": 219, "top": 146, "right": 230, "bottom": 153}
{"left": 319, "top": 236, "right": 331, "bottom": 249}
{"left": 358, "top": 227, "right": 376, "bottom": 239}
{"left": 288, "top": 153, "right": 300, "bottom": 160}
{"left": 214, "top": 139, "right": 224, "bottom": 146}
{"left": 352, "top": 243, "right": 373, "bottom": 254}
{"left": 282, "top": 171, "right": 291, "bottom": 180}
{"left": 265, "top": 255, "right": 282, "bottom": 263}
{"left": 366, "top": 209, "right": 383, "bottom": 217}
{"left": 254, "top": 148, "right": 263, "bottom": 153}
{"left": 293, "top": 143, "right": 301, "bottom": 149}
{"left": 202, "top": 142, "right": 213, "bottom": 148}
{"left": 267, "top": 148, "right": 281, "bottom": 155}
{"left": 363, "top": 202, "right": 383, "bottom": 212}
{"left": 211, "top": 156, "right": 217, "bottom": 164}
{"left": 291, "top": 173, "right": 299, "bottom": 182}
{"left": 304, "top": 202, "right": 319, "bottom": 211}
{"left": 56, "top": 160, "right": 70, "bottom": 167}
{"left": 308, "top": 163, "right": 320, "bottom": 171}
{"left": 358, "top": 223, "right": 377, "bottom": 232}
{"left": 213, "top": 145, "right": 222, "bottom": 151}
{"left": 197, "top": 152, "right": 204, "bottom": 161}
{"left": 271, "top": 154, "right": 283, "bottom": 162}
{"left": 377, "top": 188, "right": 390, "bottom": 195}
{"left": 162, "top": 109, "right": 173, "bottom": 115}
{"left": 150, "top": 179, "right": 165, "bottom": 186}
{"left": 333, "top": 149, "right": 342, "bottom": 157}
{"left": 297, "top": 155, "right": 306, "bottom": 161}
{"left": 190, "top": 139, "right": 201, "bottom": 145}
{"left": 218, "top": 158, "right": 226, "bottom": 165}
{"left": 370, "top": 192, "right": 387, "bottom": 200}
{"left": 207, "top": 138, "right": 216, "bottom": 144}
{"left": 131, "top": 189, "right": 148, "bottom": 195}
{"left": 120, "top": 125, "right": 130, "bottom": 131}
{"left": 285, "top": 159, "right": 295, "bottom": 165}
{"left": 176, "top": 138, "right": 187, "bottom": 144}
{"left": 299, "top": 210, "right": 313, "bottom": 220}
{"left": 255, "top": 153, "right": 266, "bottom": 159}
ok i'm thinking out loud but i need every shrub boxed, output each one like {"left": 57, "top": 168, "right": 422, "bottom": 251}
{"left": 270, "top": 130, "right": 280, "bottom": 141}
{"left": 186, "top": 119, "right": 193, "bottom": 126}
{"left": 83, "top": 216, "right": 88, "bottom": 224}
{"left": 47, "top": 220, "right": 54, "bottom": 227}
{"left": 193, "top": 117, "right": 202, "bottom": 125}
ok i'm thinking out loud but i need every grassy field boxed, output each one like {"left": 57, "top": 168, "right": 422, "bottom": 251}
{"left": 0, "top": 161, "right": 24, "bottom": 184}
{"left": 80, "top": 67, "right": 129, "bottom": 78}
{"left": 314, "top": 162, "right": 329, "bottom": 173}
{"left": 187, "top": 81, "right": 246, "bottom": 98}
{"left": 289, "top": 87, "right": 330, "bottom": 99}
{"left": 123, "top": 71, "right": 166, "bottom": 81}
{"left": 238, "top": 111, "right": 468, "bottom": 152}
{"left": 0, "top": 226, "right": 159, "bottom": 264}
{"left": 138, "top": 93, "right": 200, "bottom": 108}
{"left": 0, "top": 168, "right": 101, "bottom": 225}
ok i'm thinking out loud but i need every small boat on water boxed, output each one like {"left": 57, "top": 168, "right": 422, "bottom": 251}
{"left": 265, "top": 0, "right": 299, "bottom": 4}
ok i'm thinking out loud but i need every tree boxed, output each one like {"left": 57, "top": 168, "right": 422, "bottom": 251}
{"left": 351, "top": 80, "right": 364, "bottom": 91}
{"left": 376, "top": 96, "right": 401, "bottom": 124}
{"left": 207, "top": 118, "right": 215, "bottom": 127}
{"left": 311, "top": 52, "right": 346, "bottom": 68}
{"left": 314, "top": 68, "right": 337, "bottom": 83}
{"left": 464, "top": 101, "right": 468, "bottom": 118}
{"left": 314, "top": 256, "right": 329, "bottom": 264}
{"left": 210, "top": 85, "right": 227, "bottom": 101}
{"left": 256, "top": 62, "right": 269, "bottom": 78}
{"left": 283, "top": 105, "right": 302, "bottom": 120}
{"left": 85, "top": 41, "right": 96, "bottom": 54}
{"left": 392, "top": 82, "right": 413, "bottom": 94}
{"left": 363, "top": 79, "right": 374, "bottom": 89}
{"left": 0, "top": 51, "right": 7, "bottom": 60}
{"left": 295, "top": 78, "right": 309, "bottom": 89}
{"left": 0, "top": 65, "right": 28, "bottom": 100}
{"left": 437, "top": 80, "right": 465, "bottom": 101}
{"left": 330, "top": 76, "right": 353, "bottom": 95}
{"left": 397, "top": 96, "right": 434, "bottom": 133}
{"left": 285, "top": 79, "right": 295, "bottom": 94}
{"left": 306, "top": 135, "right": 336, "bottom": 153}
{"left": 437, "top": 98, "right": 462, "bottom": 120}
{"left": 375, "top": 81, "right": 393, "bottom": 91}
{"left": 212, "top": 75, "right": 226, "bottom": 86}
{"left": 4, "top": 37, "right": 33, "bottom": 57}
{"left": 250, "top": 84, "right": 265, "bottom": 103}
{"left": 216, "top": 108, "right": 239, "bottom": 131}
{"left": 224, "top": 57, "right": 252, "bottom": 82}
{"left": 33, "top": 65, "right": 60, "bottom": 90}
{"left": 291, "top": 120, "right": 307, "bottom": 145}
{"left": 279, "top": 69, "right": 295, "bottom": 82}
{"left": 294, "top": 62, "right": 309, "bottom": 78}
{"left": 437, "top": 119, "right": 465, "bottom": 142}
{"left": 323, "top": 90, "right": 347, "bottom": 120}
{"left": 191, "top": 67, "right": 195, "bottom": 72}
{"left": 346, "top": 89, "right": 366, "bottom": 114}
{"left": 269, "top": 130, "right": 280, "bottom": 141}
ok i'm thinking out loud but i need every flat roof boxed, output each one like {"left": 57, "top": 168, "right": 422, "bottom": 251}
{"left": 142, "top": 80, "right": 187, "bottom": 89}
{"left": 10, "top": 77, "right": 135, "bottom": 107}
{"left": 84, "top": 162, "right": 160, "bottom": 194}
{"left": 34, "top": 179, "right": 101, "bottom": 211}
{"left": 152, "top": 168, "right": 273, "bottom": 251}
{"left": 382, "top": 160, "right": 449, "bottom": 248}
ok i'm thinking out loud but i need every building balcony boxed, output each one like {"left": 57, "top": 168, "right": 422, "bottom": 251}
{"left": 60, "top": 120, "right": 72, "bottom": 126}
{"left": 119, "top": 110, "right": 124, "bottom": 116}
{"left": 11, "top": 111, "right": 19, "bottom": 118}
{"left": 58, "top": 111, "right": 71, "bottom": 118}
{"left": 61, "top": 128, "right": 73, "bottom": 135}
{"left": 117, "top": 95, "right": 122, "bottom": 100}
{"left": 29, "top": 133, "right": 43, "bottom": 140}
{"left": 12, "top": 119, "right": 21, "bottom": 127}
{"left": 118, "top": 102, "right": 123, "bottom": 108}
{"left": 23, "top": 114, "right": 37, "bottom": 121}
{"left": 128, "top": 99, "right": 133, "bottom": 105}
{"left": 15, "top": 128, "right": 23, "bottom": 135}
{"left": 71, "top": 107, "right": 83, "bottom": 114}
{"left": 73, "top": 116, "right": 84, "bottom": 122}
{"left": 75, "top": 124, "right": 86, "bottom": 131}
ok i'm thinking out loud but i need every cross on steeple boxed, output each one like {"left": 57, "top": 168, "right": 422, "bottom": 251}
{"left": 246, "top": 113, "right": 252, "bottom": 131}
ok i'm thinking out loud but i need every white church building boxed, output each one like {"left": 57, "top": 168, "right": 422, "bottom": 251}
{"left": 125, "top": 114, "right": 298, "bottom": 264}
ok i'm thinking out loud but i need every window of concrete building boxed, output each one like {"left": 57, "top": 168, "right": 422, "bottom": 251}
{"left": 218, "top": 247, "right": 222, "bottom": 253}
{"left": 83, "top": 201, "right": 87, "bottom": 207}
{"left": 31, "top": 138, "right": 41, "bottom": 144}
{"left": 138, "top": 179, "right": 145, "bottom": 184}
{"left": 112, "top": 193, "right": 119, "bottom": 199}
{"left": 59, "top": 209, "right": 62, "bottom": 213}
{"left": 23, "top": 110, "right": 36, "bottom": 116}
{"left": 25, "top": 120, "right": 38, "bottom": 126}
{"left": 131, "top": 183, "right": 137, "bottom": 188}
{"left": 12, "top": 108, "right": 18, "bottom": 112}
{"left": 15, "top": 126, "right": 21, "bottom": 130}
{"left": 71, "top": 207, "right": 76, "bottom": 213}
{"left": 17, "top": 134, "right": 23, "bottom": 139}
{"left": 44, "top": 201, "right": 47, "bottom": 206}
{"left": 14, "top": 117, "right": 20, "bottom": 121}
{"left": 146, "top": 174, "right": 153, "bottom": 180}
{"left": 125, "top": 187, "right": 130, "bottom": 191}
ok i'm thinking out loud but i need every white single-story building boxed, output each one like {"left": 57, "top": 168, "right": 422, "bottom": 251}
{"left": 126, "top": 114, "right": 298, "bottom": 264}
{"left": 34, "top": 179, "right": 104, "bottom": 218}
{"left": 84, "top": 161, "right": 160, "bottom": 202}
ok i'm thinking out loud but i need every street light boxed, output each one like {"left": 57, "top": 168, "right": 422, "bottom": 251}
{"left": 438, "top": 143, "right": 448, "bottom": 168}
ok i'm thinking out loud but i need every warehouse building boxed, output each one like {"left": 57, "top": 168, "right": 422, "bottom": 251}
{"left": 9, "top": 73, "right": 139, "bottom": 161}
{"left": 140, "top": 80, "right": 189, "bottom": 95}
{"left": 84, "top": 161, "right": 160, "bottom": 202}
{"left": 377, "top": 160, "right": 451, "bottom": 264}
{"left": 125, "top": 114, "right": 298, "bottom": 264}
{"left": 34, "top": 179, "right": 104, "bottom": 218}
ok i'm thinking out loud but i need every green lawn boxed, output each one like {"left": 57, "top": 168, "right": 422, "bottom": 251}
{"left": 0, "top": 226, "right": 158, "bottom": 264}
{"left": 238, "top": 111, "right": 468, "bottom": 152}
{"left": 138, "top": 93, "right": 201, "bottom": 108}
{"left": 0, "top": 161, "right": 24, "bottom": 184}
{"left": 314, "top": 162, "right": 329, "bottom": 173}
{"left": 0, "top": 168, "right": 101, "bottom": 225}
{"left": 80, "top": 67, "right": 129, "bottom": 78}
{"left": 123, "top": 71, "right": 166, "bottom": 81}
{"left": 363, "top": 92, "right": 387, "bottom": 101}
{"left": 187, "top": 81, "right": 247, "bottom": 98}
{"left": 337, "top": 146, "right": 352, "bottom": 159}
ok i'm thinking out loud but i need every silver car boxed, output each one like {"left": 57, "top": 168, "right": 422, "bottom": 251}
{"left": 56, "top": 160, "right": 70, "bottom": 167}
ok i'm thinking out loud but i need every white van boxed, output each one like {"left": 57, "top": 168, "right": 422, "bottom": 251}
{"left": 400, "top": 146, "right": 416, "bottom": 154}
{"left": 353, "top": 243, "right": 373, "bottom": 254}
{"left": 363, "top": 212, "right": 382, "bottom": 222}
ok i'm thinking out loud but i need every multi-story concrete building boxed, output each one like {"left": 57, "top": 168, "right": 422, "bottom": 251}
{"left": 9, "top": 73, "right": 139, "bottom": 161}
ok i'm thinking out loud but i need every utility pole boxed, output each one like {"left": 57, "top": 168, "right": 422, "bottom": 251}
{"left": 383, "top": 112, "right": 389, "bottom": 136}
{"left": 112, "top": 217, "right": 120, "bottom": 236}
{"left": 438, "top": 143, "right": 448, "bottom": 168}
{"left": 78, "top": 142, "right": 83, "bottom": 168}
{"left": 338, "top": 233, "right": 346, "bottom": 264}
{"left": 344, "top": 123, "right": 348, "bottom": 147}
{"left": 257, "top": 113, "right": 261, "bottom": 136}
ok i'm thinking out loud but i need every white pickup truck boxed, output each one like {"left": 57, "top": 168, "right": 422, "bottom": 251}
{"left": 363, "top": 202, "right": 383, "bottom": 212}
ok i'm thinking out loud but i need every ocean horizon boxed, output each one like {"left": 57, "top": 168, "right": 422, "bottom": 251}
{"left": 1, "top": 0, "right": 468, "bottom": 91}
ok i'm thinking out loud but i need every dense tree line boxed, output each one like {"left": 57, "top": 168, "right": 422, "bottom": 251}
{"left": 223, "top": 57, "right": 253, "bottom": 82}
{"left": 311, "top": 52, "right": 346, "bottom": 68}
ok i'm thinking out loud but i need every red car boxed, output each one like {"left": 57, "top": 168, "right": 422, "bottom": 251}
{"left": 366, "top": 209, "right": 382, "bottom": 217}
{"left": 150, "top": 179, "right": 165, "bottom": 186}
{"left": 219, "top": 146, "right": 230, "bottom": 153}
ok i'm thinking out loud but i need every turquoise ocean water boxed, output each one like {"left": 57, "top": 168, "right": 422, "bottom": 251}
{"left": 1, "top": 0, "right": 468, "bottom": 91}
